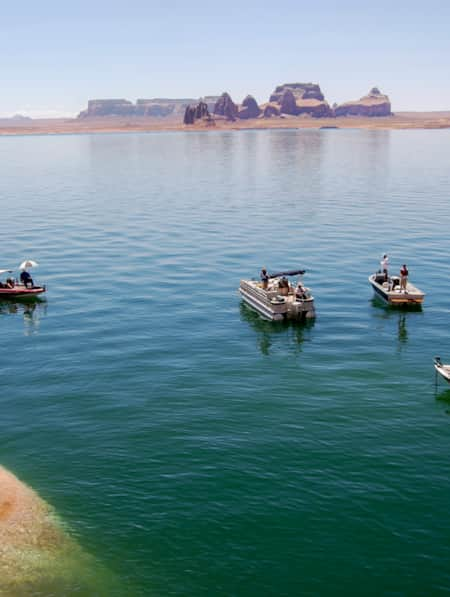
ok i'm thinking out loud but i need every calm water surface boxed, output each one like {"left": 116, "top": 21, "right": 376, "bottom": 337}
{"left": 1, "top": 129, "right": 450, "bottom": 596}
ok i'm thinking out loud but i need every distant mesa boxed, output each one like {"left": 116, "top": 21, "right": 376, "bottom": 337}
{"left": 78, "top": 98, "right": 134, "bottom": 117}
{"left": 334, "top": 87, "right": 392, "bottom": 117}
{"left": 77, "top": 97, "right": 215, "bottom": 118}
{"left": 11, "top": 114, "right": 32, "bottom": 121}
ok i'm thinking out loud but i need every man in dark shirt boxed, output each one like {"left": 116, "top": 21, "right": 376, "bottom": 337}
{"left": 20, "top": 270, "right": 33, "bottom": 288}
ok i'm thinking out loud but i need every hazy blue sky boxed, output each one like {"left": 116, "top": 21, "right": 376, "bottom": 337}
{"left": 1, "top": 0, "right": 449, "bottom": 117}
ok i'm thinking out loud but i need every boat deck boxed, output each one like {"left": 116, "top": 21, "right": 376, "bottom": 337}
{"left": 369, "top": 274, "right": 425, "bottom": 305}
{"left": 239, "top": 278, "right": 315, "bottom": 321}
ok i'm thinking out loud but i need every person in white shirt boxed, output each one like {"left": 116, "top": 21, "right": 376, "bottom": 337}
{"left": 380, "top": 254, "right": 389, "bottom": 281}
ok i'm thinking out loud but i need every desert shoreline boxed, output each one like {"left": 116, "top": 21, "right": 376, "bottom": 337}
{"left": 1, "top": 112, "right": 450, "bottom": 137}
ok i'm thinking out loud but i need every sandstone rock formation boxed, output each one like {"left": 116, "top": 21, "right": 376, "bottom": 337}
{"left": 0, "top": 465, "right": 118, "bottom": 595}
{"left": 279, "top": 90, "right": 298, "bottom": 115}
{"left": 269, "top": 83, "right": 332, "bottom": 117}
{"left": 213, "top": 92, "right": 238, "bottom": 121}
{"left": 237, "top": 95, "right": 261, "bottom": 119}
{"left": 262, "top": 104, "right": 280, "bottom": 118}
{"left": 334, "top": 87, "right": 392, "bottom": 117}
{"left": 183, "top": 101, "right": 211, "bottom": 125}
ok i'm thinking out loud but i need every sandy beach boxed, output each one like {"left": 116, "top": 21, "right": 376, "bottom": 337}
{"left": 1, "top": 111, "right": 450, "bottom": 136}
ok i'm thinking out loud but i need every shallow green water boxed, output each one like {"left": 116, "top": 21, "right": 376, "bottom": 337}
{"left": 1, "top": 129, "right": 450, "bottom": 596}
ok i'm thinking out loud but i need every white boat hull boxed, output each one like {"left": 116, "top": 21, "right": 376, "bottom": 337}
{"left": 369, "top": 274, "right": 424, "bottom": 305}
{"left": 239, "top": 279, "right": 315, "bottom": 321}
{"left": 434, "top": 359, "right": 450, "bottom": 383}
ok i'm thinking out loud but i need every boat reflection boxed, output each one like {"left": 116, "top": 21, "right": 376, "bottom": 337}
{"left": 434, "top": 387, "right": 450, "bottom": 415}
{"left": 370, "top": 297, "right": 423, "bottom": 350}
{"left": 0, "top": 299, "right": 47, "bottom": 335}
{"left": 239, "top": 302, "right": 314, "bottom": 356}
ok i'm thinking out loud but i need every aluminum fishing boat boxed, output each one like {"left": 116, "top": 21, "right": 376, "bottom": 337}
{"left": 369, "top": 272, "right": 425, "bottom": 306}
{"left": 239, "top": 269, "right": 315, "bottom": 321}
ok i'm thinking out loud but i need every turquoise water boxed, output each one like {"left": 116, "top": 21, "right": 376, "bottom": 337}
{"left": 1, "top": 128, "right": 450, "bottom": 596}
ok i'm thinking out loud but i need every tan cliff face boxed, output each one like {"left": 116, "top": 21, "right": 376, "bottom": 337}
{"left": 0, "top": 465, "right": 117, "bottom": 595}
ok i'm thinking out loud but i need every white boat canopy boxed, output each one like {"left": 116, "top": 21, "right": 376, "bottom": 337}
{"left": 19, "top": 260, "right": 39, "bottom": 270}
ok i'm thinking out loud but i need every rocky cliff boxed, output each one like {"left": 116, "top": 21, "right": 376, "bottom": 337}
{"left": 334, "top": 88, "right": 392, "bottom": 117}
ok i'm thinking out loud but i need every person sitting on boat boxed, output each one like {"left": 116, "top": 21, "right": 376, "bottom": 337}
{"left": 296, "top": 282, "right": 307, "bottom": 300}
{"left": 260, "top": 268, "right": 269, "bottom": 290}
{"left": 5, "top": 278, "right": 15, "bottom": 288}
{"left": 278, "top": 276, "right": 290, "bottom": 296}
{"left": 400, "top": 264, "right": 409, "bottom": 291}
{"left": 20, "top": 270, "right": 33, "bottom": 288}
{"left": 380, "top": 254, "right": 389, "bottom": 281}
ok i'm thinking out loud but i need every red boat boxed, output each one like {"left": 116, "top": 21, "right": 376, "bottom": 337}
{"left": 0, "top": 268, "right": 46, "bottom": 299}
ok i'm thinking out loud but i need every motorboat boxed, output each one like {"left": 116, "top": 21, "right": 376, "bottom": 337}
{"left": 239, "top": 269, "right": 315, "bottom": 321}
{"left": 368, "top": 272, "right": 425, "bottom": 306}
{"left": 434, "top": 357, "right": 450, "bottom": 383}
{"left": 0, "top": 266, "right": 46, "bottom": 300}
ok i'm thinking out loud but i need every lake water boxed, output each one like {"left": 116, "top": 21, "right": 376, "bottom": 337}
{"left": 1, "top": 128, "right": 450, "bottom": 596}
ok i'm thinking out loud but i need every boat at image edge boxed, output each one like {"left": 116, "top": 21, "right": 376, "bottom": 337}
{"left": 368, "top": 272, "right": 425, "bottom": 306}
{"left": 0, "top": 267, "right": 46, "bottom": 300}
{"left": 0, "top": 285, "right": 46, "bottom": 299}
{"left": 239, "top": 269, "right": 315, "bottom": 321}
{"left": 434, "top": 357, "right": 450, "bottom": 383}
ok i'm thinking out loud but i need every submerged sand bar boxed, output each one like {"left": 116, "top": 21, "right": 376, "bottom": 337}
{"left": 0, "top": 465, "right": 117, "bottom": 595}
{"left": 1, "top": 111, "right": 450, "bottom": 136}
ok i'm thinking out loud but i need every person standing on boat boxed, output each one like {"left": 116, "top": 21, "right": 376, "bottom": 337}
{"left": 20, "top": 270, "right": 33, "bottom": 288}
{"left": 380, "top": 254, "right": 389, "bottom": 281}
{"left": 260, "top": 268, "right": 269, "bottom": 290}
{"left": 400, "top": 264, "right": 409, "bottom": 291}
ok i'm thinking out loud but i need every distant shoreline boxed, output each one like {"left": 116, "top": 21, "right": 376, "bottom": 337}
{"left": 1, "top": 112, "right": 450, "bottom": 136}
